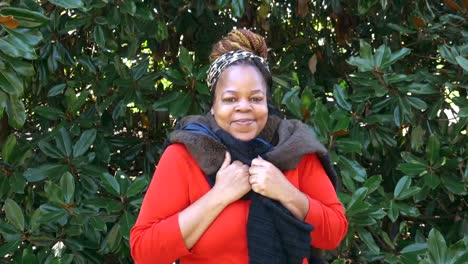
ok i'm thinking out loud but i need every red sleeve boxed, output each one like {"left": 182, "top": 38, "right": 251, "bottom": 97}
{"left": 298, "top": 153, "right": 348, "bottom": 249}
{"left": 130, "top": 144, "right": 192, "bottom": 264}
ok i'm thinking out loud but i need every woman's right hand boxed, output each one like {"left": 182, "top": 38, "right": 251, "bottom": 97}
{"left": 212, "top": 152, "right": 251, "bottom": 204}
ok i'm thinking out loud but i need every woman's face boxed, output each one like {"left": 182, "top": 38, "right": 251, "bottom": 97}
{"left": 211, "top": 64, "right": 268, "bottom": 141}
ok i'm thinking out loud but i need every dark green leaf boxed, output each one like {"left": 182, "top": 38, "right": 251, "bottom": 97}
{"left": 102, "top": 223, "right": 122, "bottom": 253}
{"left": 459, "top": 107, "right": 468, "bottom": 117}
{"left": 179, "top": 47, "right": 193, "bottom": 74}
{"left": 132, "top": 59, "right": 149, "bottom": 81}
{"left": 48, "top": 0, "right": 84, "bottom": 9}
{"left": 3, "top": 199, "right": 24, "bottom": 231}
{"left": 357, "top": 228, "right": 380, "bottom": 253}
{"left": 2, "top": 134, "right": 16, "bottom": 163}
{"left": 28, "top": 234, "right": 56, "bottom": 247}
{"left": 428, "top": 228, "right": 447, "bottom": 264}
{"left": 119, "top": 212, "right": 136, "bottom": 240}
{"left": 407, "top": 97, "right": 427, "bottom": 110}
{"left": 363, "top": 175, "right": 382, "bottom": 194}
{"left": 231, "top": 0, "right": 245, "bottom": 17}
{"left": 387, "top": 23, "right": 416, "bottom": 34}
{"left": 334, "top": 138, "right": 362, "bottom": 154}
{"left": 21, "top": 246, "right": 38, "bottom": 263}
{"left": 23, "top": 164, "right": 68, "bottom": 182}
{"left": 60, "top": 172, "right": 75, "bottom": 203}
{"left": 56, "top": 127, "right": 72, "bottom": 157}
{"left": 333, "top": 84, "right": 352, "bottom": 111}
{"left": 68, "top": 90, "right": 89, "bottom": 114}
{"left": 400, "top": 242, "right": 427, "bottom": 254}
{"left": 73, "top": 129, "right": 96, "bottom": 158}
{"left": 339, "top": 156, "right": 367, "bottom": 182}
{"left": 155, "top": 18, "right": 168, "bottom": 41}
{"left": 394, "top": 176, "right": 411, "bottom": 200}
{"left": 388, "top": 200, "right": 399, "bottom": 222}
{"left": 426, "top": 134, "right": 440, "bottom": 165}
{"left": 38, "top": 141, "right": 64, "bottom": 159}
{"left": 44, "top": 181, "right": 64, "bottom": 204}
{"left": 441, "top": 174, "right": 466, "bottom": 195}
{"left": 6, "top": 95, "right": 26, "bottom": 129}
{"left": 121, "top": 1, "right": 136, "bottom": 15}
{"left": 410, "top": 125, "right": 425, "bottom": 151}
{"left": 359, "top": 39, "right": 373, "bottom": 61}
{"left": 347, "top": 56, "right": 374, "bottom": 72}
{"left": 0, "top": 7, "right": 49, "bottom": 28}
{"left": 406, "top": 83, "right": 439, "bottom": 94}
{"left": 396, "top": 186, "right": 421, "bottom": 201}
{"left": 424, "top": 173, "right": 440, "bottom": 189}
{"left": 439, "top": 45, "right": 457, "bottom": 64}
{"left": 374, "top": 44, "right": 391, "bottom": 68}
{"left": 4, "top": 28, "right": 42, "bottom": 46}
{"left": 0, "top": 240, "right": 20, "bottom": 258}
{"left": 0, "top": 52, "right": 35, "bottom": 76}
{"left": 401, "top": 152, "right": 426, "bottom": 165}
{"left": 10, "top": 172, "right": 25, "bottom": 194}
{"left": 0, "top": 39, "right": 23, "bottom": 59}
{"left": 393, "top": 106, "right": 401, "bottom": 126}
{"left": 382, "top": 48, "right": 410, "bottom": 68}
{"left": 397, "top": 163, "right": 427, "bottom": 175}
{"left": 33, "top": 106, "right": 65, "bottom": 120}
{"left": 455, "top": 56, "right": 468, "bottom": 71}
{"left": 358, "top": 0, "right": 378, "bottom": 15}
{"left": 169, "top": 92, "right": 192, "bottom": 117}
{"left": 282, "top": 87, "right": 302, "bottom": 119}
{"left": 48, "top": 83, "right": 66, "bottom": 97}
{"left": 0, "top": 70, "right": 23, "bottom": 95}
{"left": 346, "top": 187, "right": 368, "bottom": 212}
{"left": 100, "top": 173, "right": 121, "bottom": 197}
{"left": 126, "top": 177, "right": 148, "bottom": 198}
{"left": 93, "top": 25, "right": 105, "bottom": 47}
{"left": 314, "top": 101, "right": 330, "bottom": 133}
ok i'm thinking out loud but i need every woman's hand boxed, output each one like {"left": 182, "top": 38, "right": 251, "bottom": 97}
{"left": 212, "top": 152, "right": 251, "bottom": 205}
{"left": 249, "top": 156, "right": 309, "bottom": 220}
{"left": 248, "top": 156, "right": 294, "bottom": 201}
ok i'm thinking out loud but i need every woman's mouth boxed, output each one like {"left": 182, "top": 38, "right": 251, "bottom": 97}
{"left": 232, "top": 119, "right": 255, "bottom": 126}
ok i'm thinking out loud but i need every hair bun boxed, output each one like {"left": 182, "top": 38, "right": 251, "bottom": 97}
{"left": 209, "top": 29, "right": 268, "bottom": 62}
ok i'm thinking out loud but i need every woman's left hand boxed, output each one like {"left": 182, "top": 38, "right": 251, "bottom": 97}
{"left": 248, "top": 156, "right": 294, "bottom": 201}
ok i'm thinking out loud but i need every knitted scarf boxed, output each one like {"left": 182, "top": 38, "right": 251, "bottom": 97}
{"left": 169, "top": 114, "right": 337, "bottom": 263}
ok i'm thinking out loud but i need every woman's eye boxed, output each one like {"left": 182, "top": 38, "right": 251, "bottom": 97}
{"left": 251, "top": 97, "right": 264, "bottom": 102}
{"left": 222, "top": 98, "right": 236, "bottom": 102}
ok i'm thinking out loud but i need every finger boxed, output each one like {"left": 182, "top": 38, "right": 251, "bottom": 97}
{"left": 251, "top": 157, "right": 267, "bottom": 166}
{"left": 248, "top": 166, "right": 257, "bottom": 175}
{"left": 220, "top": 151, "right": 231, "bottom": 169}
{"left": 249, "top": 175, "right": 256, "bottom": 185}
{"left": 232, "top": 160, "right": 244, "bottom": 167}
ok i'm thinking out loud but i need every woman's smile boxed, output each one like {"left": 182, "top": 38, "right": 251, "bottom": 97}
{"left": 232, "top": 119, "right": 255, "bottom": 126}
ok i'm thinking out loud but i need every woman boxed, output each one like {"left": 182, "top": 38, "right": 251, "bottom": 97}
{"left": 130, "top": 29, "right": 348, "bottom": 264}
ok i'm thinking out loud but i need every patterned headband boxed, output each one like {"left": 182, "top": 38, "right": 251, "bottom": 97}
{"left": 206, "top": 50, "right": 270, "bottom": 93}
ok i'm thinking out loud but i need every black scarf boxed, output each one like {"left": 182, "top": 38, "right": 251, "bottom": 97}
{"left": 169, "top": 114, "right": 338, "bottom": 263}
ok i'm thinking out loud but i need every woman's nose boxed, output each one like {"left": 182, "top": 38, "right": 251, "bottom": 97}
{"left": 235, "top": 99, "right": 252, "bottom": 111}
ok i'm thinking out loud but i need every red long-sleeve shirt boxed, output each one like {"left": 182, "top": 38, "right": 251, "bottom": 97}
{"left": 130, "top": 143, "right": 348, "bottom": 264}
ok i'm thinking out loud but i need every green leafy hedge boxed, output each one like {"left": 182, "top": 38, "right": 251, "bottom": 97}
{"left": 0, "top": 0, "right": 466, "bottom": 263}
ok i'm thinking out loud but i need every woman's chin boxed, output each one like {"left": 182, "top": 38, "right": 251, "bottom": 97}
{"left": 231, "top": 132, "right": 257, "bottom": 142}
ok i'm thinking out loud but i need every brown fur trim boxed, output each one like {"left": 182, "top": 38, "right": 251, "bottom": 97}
{"left": 169, "top": 114, "right": 328, "bottom": 175}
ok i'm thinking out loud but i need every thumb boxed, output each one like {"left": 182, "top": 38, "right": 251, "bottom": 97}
{"left": 220, "top": 151, "right": 231, "bottom": 169}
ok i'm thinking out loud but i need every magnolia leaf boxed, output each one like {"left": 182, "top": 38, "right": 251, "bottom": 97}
{"left": 3, "top": 199, "right": 24, "bottom": 231}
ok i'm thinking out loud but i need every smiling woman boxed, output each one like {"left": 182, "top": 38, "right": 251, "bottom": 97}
{"left": 130, "top": 29, "right": 348, "bottom": 264}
